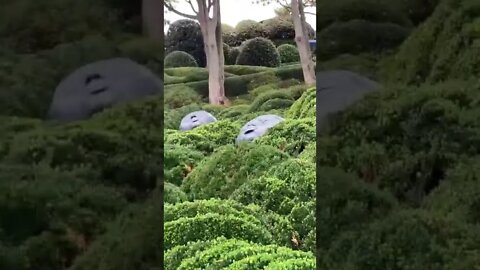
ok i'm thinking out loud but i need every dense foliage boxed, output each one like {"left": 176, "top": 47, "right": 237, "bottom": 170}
{"left": 313, "top": 0, "right": 480, "bottom": 268}
{"left": 236, "top": 37, "right": 281, "bottom": 67}
{"left": 162, "top": 62, "right": 317, "bottom": 267}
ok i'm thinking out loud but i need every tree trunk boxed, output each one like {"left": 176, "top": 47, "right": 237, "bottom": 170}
{"left": 142, "top": 0, "right": 163, "bottom": 39}
{"left": 198, "top": 0, "right": 228, "bottom": 105}
{"left": 291, "top": 0, "right": 316, "bottom": 85}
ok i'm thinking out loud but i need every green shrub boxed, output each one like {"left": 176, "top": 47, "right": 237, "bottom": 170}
{"left": 318, "top": 80, "right": 480, "bottom": 205}
{"left": 322, "top": 210, "right": 480, "bottom": 269}
{"left": 165, "top": 120, "right": 240, "bottom": 154}
{"left": 0, "top": 0, "right": 121, "bottom": 54}
{"left": 316, "top": 0, "right": 413, "bottom": 30}
{"left": 181, "top": 144, "right": 289, "bottom": 199}
{"left": 298, "top": 143, "right": 316, "bottom": 163}
{"left": 424, "top": 157, "right": 480, "bottom": 224}
{"left": 164, "top": 144, "right": 205, "bottom": 186}
{"left": 249, "top": 90, "right": 293, "bottom": 112}
{"left": 180, "top": 65, "right": 305, "bottom": 97}
{"left": 231, "top": 158, "right": 315, "bottom": 215}
{"left": 380, "top": 0, "right": 480, "bottom": 84}
{"left": 277, "top": 44, "right": 300, "bottom": 63}
{"left": 235, "top": 20, "right": 266, "bottom": 41}
{"left": 217, "top": 105, "right": 250, "bottom": 119}
{"left": 164, "top": 51, "right": 198, "bottom": 68}
{"left": 236, "top": 37, "right": 281, "bottom": 67}
{"left": 288, "top": 87, "right": 316, "bottom": 118}
{"left": 259, "top": 98, "right": 294, "bottom": 111}
{"left": 164, "top": 237, "right": 227, "bottom": 270}
{"left": 165, "top": 19, "right": 205, "bottom": 67}
{"left": 118, "top": 36, "right": 163, "bottom": 73}
{"left": 164, "top": 85, "right": 202, "bottom": 109}
{"left": 0, "top": 164, "right": 126, "bottom": 270}
{"left": 316, "top": 53, "right": 381, "bottom": 80}
{"left": 70, "top": 195, "right": 163, "bottom": 270}
{"left": 255, "top": 117, "right": 316, "bottom": 157}
{"left": 164, "top": 182, "right": 188, "bottom": 204}
{"left": 224, "top": 65, "right": 272, "bottom": 75}
{"left": 164, "top": 200, "right": 274, "bottom": 250}
{"left": 262, "top": 17, "right": 296, "bottom": 40}
{"left": 317, "top": 20, "right": 410, "bottom": 60}
{"left": 316, "top": 167, "right": 398, "bottom": 253}
{"left": 223, "top": 43, "right": 230, "bottom": 62}
{"left": 266, "top": 258, "right": 316, "bottom": 269}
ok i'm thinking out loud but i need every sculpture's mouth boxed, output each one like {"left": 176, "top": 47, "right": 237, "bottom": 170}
{"left": 245, "top": 129, "right": 255, "bottom": 134}
{"left": 85, "top": 73, "right": 108, "bottom": 95}
{"left": 90, "top": 87, "right": 108, "bottom": 95}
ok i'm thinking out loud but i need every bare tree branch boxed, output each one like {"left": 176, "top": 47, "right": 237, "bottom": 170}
{"left": 186, "top": 0, "right": 198, "bottom": 14}
{"left": 164, "top": 1, "right": 197, "bottom": 19}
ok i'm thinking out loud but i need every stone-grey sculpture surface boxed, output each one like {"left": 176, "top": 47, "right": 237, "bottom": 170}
{"left": 47, "top": 58, "right": 163, "bottom": 122}
{"left": 236, "top": 114, "right": 284, "bottom": 143}
{"left": 179, "top": 110, "right": 217, "bottom": 131}
{"left": 316, "top": 70, "right": 380, "bottom": 133}
{"left": 316, "top": 70, "right": 379, "bottom": 118}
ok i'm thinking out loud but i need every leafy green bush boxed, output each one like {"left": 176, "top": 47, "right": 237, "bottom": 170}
{"left": 164, "top": 182, "right": 188, "bottom": 204}
{"left": 256, "top": 117, "right": 316, "bottom": 157}
{"left": 118, "top": 36, "right": 163, "bottom": 73}
{"left": 181, "top": 144, "right": 289, "bottom": 199}
{"left": 380, "top": 0, "right": 480, "bottom": 84}
{"left": 165, "top": 19, "right": 206, "bottom": 67}
{"left": 165, "top": 120, "right": 240, "bottom": 154}
{"left": 235, "top": 20, "right": 266, "bottom": 42}
{"left": 317, "top": 20, "right": 410, "bottom": 60}
{"left": 249, "top": 90, "right": 293, "bottom": 112}
{"left": 164, "top": 200, "right": 274, "bottom": 249}
{"left": 424, "top": 157, "right": 480, "bottom": 224}
{"left": 0, "top": 164, "right": 125, "bottom": 270}
{"left": 278, "top": 44, "right": 300, "bottom": 63}
{"left": 288, "top": 87, "right": 315, "bottom": 118}
{"left": 322, "top": 210, "right": 480, "bottom": 269}
{"left": 316, "top": 0, "right": 413, "bottom": 30}
{"left": 70, "top": 195, "right": 163, "bottom": 270}
{"left": 164, "top": 85, "right": 202, "bottom": 109}
{"left": 164, "top": 144, "right": 205, "bottom": 186}
{"left": 318, "top": 80, "right": 480, "bottom": 205}
{"left": 236, "top": 37, "right": 281, "bottom": 67}
{"left": 164, "top": 51, "right": 198, "bottom": 68}
{"left": 0, "top": 0, "right": 121, "bottom": 54}
{"left": 315, "top": 166, "right": 398, "bottom": 254}
{"left": 258, "top": 98, "right": 294, "bottom": 111}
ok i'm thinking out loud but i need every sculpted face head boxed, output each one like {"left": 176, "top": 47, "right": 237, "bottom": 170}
{"left": 47, "top": 58, "right": 163, "bottom": 122}
{"left": 179, "top": 110, "right": 217, "bottom": 131}
{"left": 236, "top": 115, "right": 284, "bottom": 143}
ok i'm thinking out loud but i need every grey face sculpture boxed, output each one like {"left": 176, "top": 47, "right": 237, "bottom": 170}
{"left": 179, "top": 110, "right": 217, "bottom": 131}
{"left": 47, "top": 58, "right": 163, "bottom": 122}
{"left": 316, "top": 70, "right": 380, "bottom": 132}
{"left": 236, "top": 114, "right": 284, "bottom": 143}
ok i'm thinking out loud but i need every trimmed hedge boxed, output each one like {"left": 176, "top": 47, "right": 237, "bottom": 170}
{"left": 181, "top": 144, "right": 289, "bottom": 199}
{"left": 164, "top": 51, "right": 198, "bottom": 68}
{"left": 236, "top": 37, "right": 281, "bottom": 67}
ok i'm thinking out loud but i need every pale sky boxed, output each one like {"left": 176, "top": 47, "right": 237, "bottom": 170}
{"left": 165, "top": 0, "right": 316, "bottom": 32}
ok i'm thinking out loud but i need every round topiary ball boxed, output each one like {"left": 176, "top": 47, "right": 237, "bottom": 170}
{"left": 236, "top": 37, "right": 281, "bottom": 67}
{"left": 165, "top": 19, "right": 206, "bottom": 67}
{"left": 277, "top": 44, "right": 300, "bottom": 63}
{"left": 164, "top": 51, "right": 198, "bottom": 68}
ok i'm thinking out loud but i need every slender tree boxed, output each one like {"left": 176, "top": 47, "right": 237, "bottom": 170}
{"left": 255, "top": 0, "right": 316, "bottom": 85}
{"left": 142, "top": 0, "right": 164, "bottom": 39}
{"left": 165, "top": 0, "right": 228, "bottom": 105}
